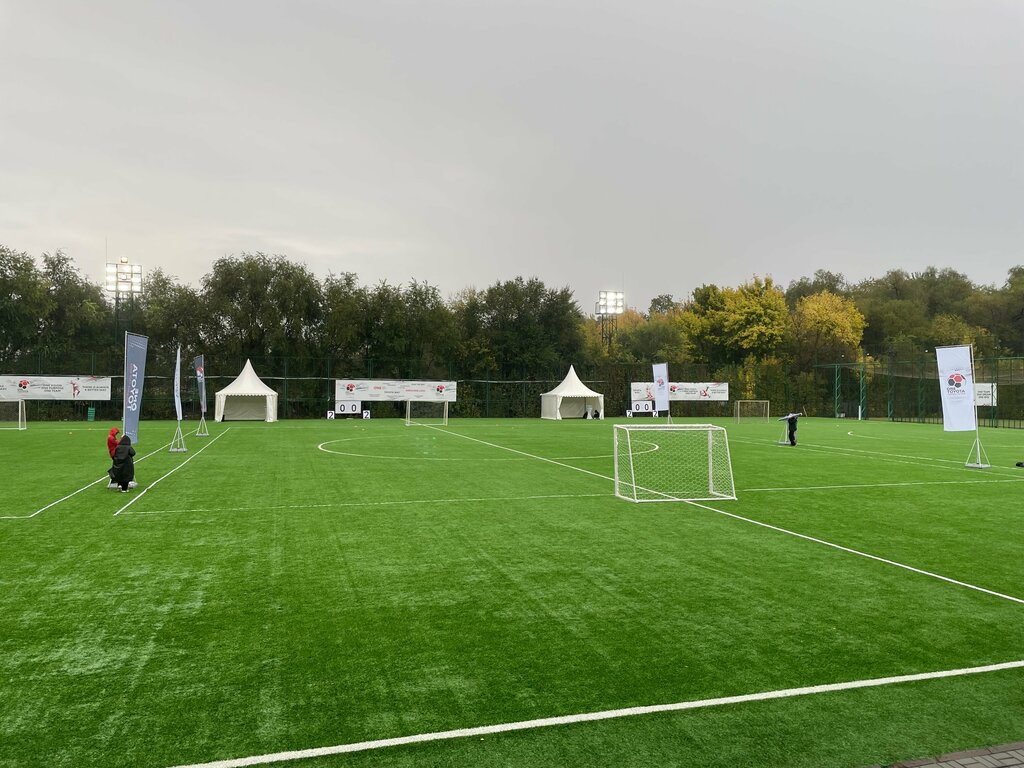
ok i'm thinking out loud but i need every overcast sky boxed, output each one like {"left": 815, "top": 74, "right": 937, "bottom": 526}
{"left": 2, "top": 0, "right": 1022, "bottom": 313}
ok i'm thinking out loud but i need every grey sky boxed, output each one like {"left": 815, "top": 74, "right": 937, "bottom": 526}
{"left": 2, "top": 0, "right": 1022, "bottom": 314}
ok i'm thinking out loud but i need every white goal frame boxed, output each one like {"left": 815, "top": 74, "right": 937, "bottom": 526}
{"left": 0, "top": 400, "right": 27, "bottom": 430}
{"left": 734, "top": 399, "right": 770, "bottom": 422}
{"left": 614, "top": 423, "right": 736, "bottom": 502}
{"left": 405, "top": 400, "right": 449, "bottom": 426}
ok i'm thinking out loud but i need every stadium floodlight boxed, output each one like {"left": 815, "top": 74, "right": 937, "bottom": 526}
{"left": 105, "top": 256, "right": 144, "bottom": 297}
{"left": 596, "top": 290, "right": 625, "bottom": 317}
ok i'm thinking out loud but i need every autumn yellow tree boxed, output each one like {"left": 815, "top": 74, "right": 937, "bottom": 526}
{"left": 789, "top": 290, "right": 866, "bottom": 367}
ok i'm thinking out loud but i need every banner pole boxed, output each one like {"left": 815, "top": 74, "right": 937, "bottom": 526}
{"left": 121, "top": 331, "right": 127, "bottom": 435}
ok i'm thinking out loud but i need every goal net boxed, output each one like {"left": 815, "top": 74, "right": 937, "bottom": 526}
{"left": 405, "top": 400, "right": 449, "bottom": 426}
{"left": 614, "top": 423, "right": 735, "bottom": 502}
{"left": 734, "top": 399, "right": 770, "bottom": 422}
{"left": 0, "top": 400, "right": 27, "bottom": 430}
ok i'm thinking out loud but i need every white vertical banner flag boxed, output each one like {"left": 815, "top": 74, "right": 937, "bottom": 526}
{"left": 652, "top": 363, "right": 670, "bottom": 413}
{"left": 936, "top": 345, "right": 976, "bottom": 432}
{"left": 173, "top": 345, "right": 183, "bottom": 422}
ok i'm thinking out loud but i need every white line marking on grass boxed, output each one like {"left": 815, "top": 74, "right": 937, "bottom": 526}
{"left": 686, "top": 500, "right": 1024, "bottom": 605}
{"left": 167, "top": 659, "right": 1024, "bottom": 768}
{"left": 742, "top": 477, "right": 1024, "bottom": 492}
{"left": 420, "top": 425, "right": 614, "bottom": 483}
{"left": 0, "top": 441, "right": 174, "bottom": 520}
{"left": 130, "top": 493, "right": 610, "bottom": 516}
{"left": 114, "top": 429, "right": 231, "bottom": 516}
{"left": 413, "top": 426, "right": 1022, "bottom": 606}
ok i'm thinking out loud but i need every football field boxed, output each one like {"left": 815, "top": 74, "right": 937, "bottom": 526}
{"left": 1, "top": 416, "right": 1023, "bottom": 768}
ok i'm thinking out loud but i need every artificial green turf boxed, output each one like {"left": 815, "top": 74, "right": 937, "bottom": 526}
{"left": 1, "top": 417, "right": 1022, "bottom": 767}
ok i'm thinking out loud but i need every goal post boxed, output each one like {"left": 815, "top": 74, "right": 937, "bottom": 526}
{"left": 734, "top": 399, "right": 770, "bottom": 422}
{"left": 614, "top": 423, "right": 736, "bottom": 502}
{"left": 405, "top": 400, "right": 449, "bottom": 426}
{"left": 0, "top": 400, "right": 27, "bottom": 430}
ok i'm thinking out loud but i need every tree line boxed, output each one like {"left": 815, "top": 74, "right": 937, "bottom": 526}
{"left": 4, "top": 244, "right": 1024, "bottom": 382}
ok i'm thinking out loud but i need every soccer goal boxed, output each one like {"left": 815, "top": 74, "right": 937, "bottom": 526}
{"left": 405, "top": 400, "right": 449, "bottom": 426}
{"left": 0, "top": 400, "right": 27, "bottom": 430}
{"left": 614, "top": 423, "right": 736, "bottom": 502}
{"left": 734, "top": 399, "right": 770, "bottom": 422}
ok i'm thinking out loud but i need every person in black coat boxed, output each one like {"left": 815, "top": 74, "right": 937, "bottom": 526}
{"left": 786, "top": 413, "right": 799, "bottom": 446}
{"left": 108, "top": 434, "right": 136, "bottom": 492}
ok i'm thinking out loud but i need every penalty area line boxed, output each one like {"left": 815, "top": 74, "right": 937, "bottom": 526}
{"left": 167, "top": 659, "right": 1024, "bottom": 768}
{"left": 687, "top": 500, "right": 1024, "bottom": 606}
{"left": 115, "top": 429, "right": 231, "bottom": 516}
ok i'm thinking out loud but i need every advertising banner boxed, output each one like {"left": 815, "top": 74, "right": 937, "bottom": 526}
{"left": 975, "top": 383, "right": 997, "bottom": 407}
{"left": 123, "top": 333, "right": 149, "bottom": 444}
{"left": 652, "top": 363, "right": 670, "bottom": 413}
{"left": 193, "top": 355, "right": 207, "bottom": 414}
{"left": 0, "top": 376, "right": 111, "bottom": 401}
{"left": 335, "top": 379, "right": 457, "bottom": 402}
{"left": 630, "top": 381, "right": 729, "bottom": 402}
{"left": 173, "top": 345, "right": 183, "bottom": 422}
{"left": 936, "top": 345, "right": 976, "bottom": 432}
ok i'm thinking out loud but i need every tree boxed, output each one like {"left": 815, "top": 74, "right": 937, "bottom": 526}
{"left": 719, "top": 276, "right": 789, "bottom": 362}
{"left": 134, "top": 268, "right": 203, "bottom": 351}
{"left": 785, "top": 270, "right": 848, "bottom": 307}
{"left": 648, "top": 294, "right": 678, "bottom": 316}
{"left": 789, "top": 290, "right": 866, "bottom": 368}
{"left": 0, "top": 245, "right": 51, "bottom": 365}
{"left": 200, "top": 254, "right": 323, "bottom": 360}
{"left": 38, "top": 250, "right": 111, "bottom": 357}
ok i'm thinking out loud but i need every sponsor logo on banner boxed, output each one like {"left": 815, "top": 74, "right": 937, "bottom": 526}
{"left": 935, "top": 345, "right": 976, "bottom": 432}
{"left": 335, "top": 379, "right": 457, "bottom": 402}
{"left": 0, "top": 376, "right": 112, "bottom": 401}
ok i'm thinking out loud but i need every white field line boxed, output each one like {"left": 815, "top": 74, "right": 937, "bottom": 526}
{"left": 686, "top": 500, "right": 1024, "bottom": 605}
{"left": 114, "top": 429, "right": 231, "bottom": 516}
{"left": 742, "top": 477, "right": 1024, "bottom": 492}
{"left": 0, "top": 441, "right": 174, "bottom": 520}
{"left": 421, "top": 425, "right": 614, "bottom": 483}
{"left": 167, "top": 658, "right": 1024, "bottom": 768}
{"left": 130, "top": 492, "right": 610, "bottom": 516}
{"left": 422, "top": 426, "right": 1024, "bottom": 605}
{"left": 734, "top": 437, "right": 1024, "bottom": 480}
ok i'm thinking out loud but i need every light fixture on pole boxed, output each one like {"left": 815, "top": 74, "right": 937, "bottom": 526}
{"left": 595, "top": 290, "right": 625, "bottom": 349}
{"left": 105, "top": 256, "right": 144, "bottom": 335}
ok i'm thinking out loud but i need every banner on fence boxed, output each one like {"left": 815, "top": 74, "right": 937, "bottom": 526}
{"left": 123, "top": 333, "right": 149, "bottom": 443}
{"left": 0, "top": 375, "right": 111, "bottom": 401}
{"left": 335, "top": 379, "right": 457, "bottom": 402}
{"left": 193, "top": 355, "right": 207, "bottom": 414}
{"left": 975, "top": 383, "right": 997, "bottom": 407}
{"left": 630, "top": 381, "right": 729, "bottom": 402}
{"left": 936, "top": 345, "right": 976, "bottom": 432}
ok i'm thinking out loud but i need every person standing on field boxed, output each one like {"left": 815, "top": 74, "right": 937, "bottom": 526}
{"left": 108, "top": 434, "right": 136, "bottom": 492}
{"left": 107, "top": 426, "right": 120, "bottom": 458}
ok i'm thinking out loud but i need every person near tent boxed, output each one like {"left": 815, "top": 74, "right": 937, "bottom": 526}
{"left": 108, "top": 434, "right": 136, "bottom": 493}
{"left": 107, "top": 426, "right": 120, "bottom": 458}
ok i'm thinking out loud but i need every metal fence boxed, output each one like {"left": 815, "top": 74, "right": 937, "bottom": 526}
{"left": 9, "top": 352, "right": 1024, "bottom": 426}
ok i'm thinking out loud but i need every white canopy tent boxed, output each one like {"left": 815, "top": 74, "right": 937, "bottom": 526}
{"left": 541, "top": 365, "right": 604, "bottom": 420}
{"left": 214, "top": 359, "right": 278, "bottom": 422}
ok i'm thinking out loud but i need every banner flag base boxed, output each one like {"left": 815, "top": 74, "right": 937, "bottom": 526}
{"left": 169, "top": 422, "right": 188, "bottom": 453}
{"left": 196, "top": 414, "right": 209, "bottom": 437}
{"left": 965, "top": 437, "right": 990, "bottom": 469}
